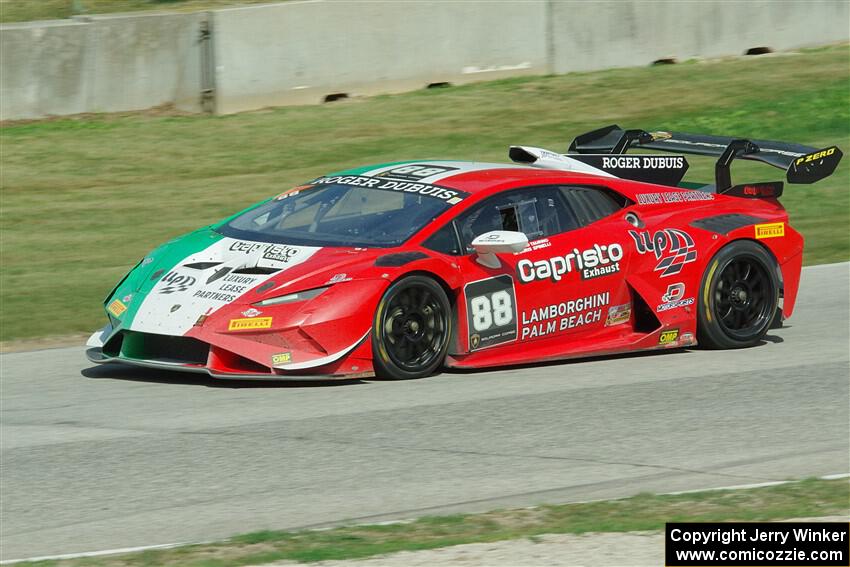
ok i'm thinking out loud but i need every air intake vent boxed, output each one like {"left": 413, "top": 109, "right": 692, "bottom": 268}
{"left": 183, "top": 262, "right": 222, "bottom": 270}
{"left": 120, "top": 332, "right": 209, "bottom": 365}
{"left": 232, "top": 267, "right": 280, "bottom": 275}
{"left": 690, "top": 214, "right": 765, "bottom": 235}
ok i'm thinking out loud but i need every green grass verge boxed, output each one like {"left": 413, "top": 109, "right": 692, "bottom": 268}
{"left": 21, "top": 478, "right": 850, "bottom": 566}
{"left": 0, "top": 0, "right": 279, "bottom": 23}
{"left": 1, "top": 45, "right": 848, "bottom": 341}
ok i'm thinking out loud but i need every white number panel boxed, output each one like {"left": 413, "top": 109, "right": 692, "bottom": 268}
{"left": 463, "top": 275, "right": 518, "bottom": 351}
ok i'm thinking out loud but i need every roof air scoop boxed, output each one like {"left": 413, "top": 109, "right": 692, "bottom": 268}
{"left": 508, "top": 145, "right": 616, "bottom": 177}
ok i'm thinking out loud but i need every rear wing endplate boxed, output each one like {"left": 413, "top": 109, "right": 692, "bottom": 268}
{"left": 568, "top": 125, "right": 843, "bottom": 192}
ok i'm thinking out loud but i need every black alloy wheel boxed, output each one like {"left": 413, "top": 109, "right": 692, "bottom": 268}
{"left": 372, "top": 275, "right": 451, "bottom": 380}
{"left": 697, "top": 240, "right": 779, "bottom": 349}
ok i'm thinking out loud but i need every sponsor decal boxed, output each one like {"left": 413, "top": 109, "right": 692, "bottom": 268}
{"left": 374, "top": 164, "right": 459, "bottom": 182}
{"left": 192, "top": 273, "right": 262, "bottom": 303}
{"left": 122, "top": 293, "right": 133, "bottom": 303}
{"left": 131, "top": 237, "right": 318, "bottom": 337}
{"left": 657, "top": 283, "right": 695, "bottom": 312}
{"left": 605, "top": 303, "right": 631, "bottom": 326}
{"left": 263, "top": 245, "right": 300, "bottom": 263}
{"left": 600, "top": 156, "right": 686, "bottom": 169}
{"left": 158, "top": 270, "right": 197, "bottom": 294}
{"left": 659, "top": 329, "right": 679, "bottom": 345}
{"left": 794, "top": 146, "right": 836, "bottom": 166}
{"left": 311, "top": 174, "right": 467, "bottom": 203}
{"left": 465, "top": 275, "right": 518, "bottom": 350}
{"left": 629, "top": 229, "right": 696, "bottom": 277}
{"left": 516, "top": 244, "right": 623, "bottom": 283}
{"left": 271, "top": 352, "right": 292, "bottom": 365}
{"left": 754, "top": 222, "right": 784, "bottom": 239}
{"left": 241, "top": 308, "right": 262, "bottom": 318}
{"left": 227, "top": 241, "right": 301, "bottom": 264}
{"left": 327, "top": 273, "right": 351, "bottom": 284}
{"left": 107, "top": 299, "right": 127, "bottom": 317}
{"left": 635, "top": 191, "right": 714, "bottom": 205}
{"left": 521, "top": 292, "right": 609, "bottom": 339}
{"left": 571, "top": 154, "right": 689, "bottom": 185}
{"left": 678, "top": 332, "right": 695, "bottom": 346}
{"left": 227, "top": 317, "right": 273, "bottom": 331}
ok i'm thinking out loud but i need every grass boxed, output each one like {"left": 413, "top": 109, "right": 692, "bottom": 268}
{"left": 0, "top": 0, "right": 278, "bottom": 23}
{"left": 1, "top": 45, "right": 849, "bottom": 341}
{"left": 19, "top": 478, "right": 850, "bottom": 566}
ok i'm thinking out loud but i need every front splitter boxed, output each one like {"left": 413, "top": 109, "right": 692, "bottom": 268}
{"left": 85, "top": 348, "right": 354, "bottom": 381}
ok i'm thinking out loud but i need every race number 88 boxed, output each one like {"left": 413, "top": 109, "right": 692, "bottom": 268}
{"left": 470, "top": 290, "right": 513, "bottom": 331}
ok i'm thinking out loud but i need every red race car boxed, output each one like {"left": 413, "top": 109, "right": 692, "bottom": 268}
{"left": 86, "top": 126, "right": 843, "bottom": 380}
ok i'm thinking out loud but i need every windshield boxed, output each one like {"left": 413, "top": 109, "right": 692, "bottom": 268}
{"left": 217, "top": 181, "right": 455, "bottom": 247}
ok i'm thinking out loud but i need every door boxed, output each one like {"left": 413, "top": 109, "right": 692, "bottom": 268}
{"left": 449, "top": 184, "right": 632, "bottom": 354}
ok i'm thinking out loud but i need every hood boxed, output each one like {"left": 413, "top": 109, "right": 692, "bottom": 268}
{"left": 108, "top": 229, "right": 386, "bottom": 337}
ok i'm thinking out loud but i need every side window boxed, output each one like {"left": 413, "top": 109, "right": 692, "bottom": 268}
{"left": 559, "top": 186, "right": 625, "bottom": 227}
{"left": 455, "top": 186, "right": 578, "bottom": 252}
{"left": 423, "top": 222, "right": 462, "bottom": 255}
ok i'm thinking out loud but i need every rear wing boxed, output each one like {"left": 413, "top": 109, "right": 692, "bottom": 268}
{"left": 568, "top": 124, "right": 843, "bottom": 193}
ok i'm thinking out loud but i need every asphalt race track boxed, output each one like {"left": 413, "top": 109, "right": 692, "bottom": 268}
{"left": 2, "top": 263, "right": 848, "bottom": 561}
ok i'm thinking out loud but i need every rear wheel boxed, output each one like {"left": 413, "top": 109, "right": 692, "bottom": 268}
{"left": 372, "top": 275, "right": 451, "bottom": 380}
{"left": 697, "top": 240, "right": 779, "bottom": 349}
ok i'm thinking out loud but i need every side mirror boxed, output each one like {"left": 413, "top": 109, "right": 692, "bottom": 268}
{"left": 471, "top": 230, "right": 528, "bottom": 268}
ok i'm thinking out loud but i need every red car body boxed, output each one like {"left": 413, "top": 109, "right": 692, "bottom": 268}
{"left": 87, "top": 127, "right": 840, "bottom": 380}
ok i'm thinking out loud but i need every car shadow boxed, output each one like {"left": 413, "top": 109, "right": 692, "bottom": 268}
{"left": 80, "top": 363, "right": 364, "bottom": 388}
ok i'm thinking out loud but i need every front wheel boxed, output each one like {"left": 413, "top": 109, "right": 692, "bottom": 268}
{"left": 697, "top": 240, "right": 779, "bottom": 349}
{"left": 372, "top": 275, "right": 451, "bottom": 380}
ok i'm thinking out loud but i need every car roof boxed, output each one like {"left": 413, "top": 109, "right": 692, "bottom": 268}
{"left": 331, "top": 159, "right": 619, "bottom": 196}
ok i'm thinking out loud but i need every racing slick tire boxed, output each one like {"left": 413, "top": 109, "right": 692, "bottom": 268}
{"left": 372, "top": 275, "right": 451, "bottom": 380}
{"left": 697, "top": 240, "right": 779, "bottom": 349}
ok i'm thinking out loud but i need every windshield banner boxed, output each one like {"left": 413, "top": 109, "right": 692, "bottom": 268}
{"left": 310, "top": 175, "right": 469, "bottom": 205}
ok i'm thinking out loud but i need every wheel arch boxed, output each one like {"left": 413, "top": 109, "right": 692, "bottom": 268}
{"left": 391, "top": 269, "right": 463, "bottom": 354}
{"left": 697, "top": 237, "right": 781, "bottom": 348}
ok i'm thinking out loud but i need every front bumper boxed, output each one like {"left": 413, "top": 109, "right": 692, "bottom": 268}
{"left": 85, "top": 347, "right": 346, "bottom": 381}
{"left": 85, "top": 325, "right": 372, "bottom": 381}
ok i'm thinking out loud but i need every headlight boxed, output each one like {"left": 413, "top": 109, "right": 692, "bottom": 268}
{"left": 253, "top": 286, "right": 329, "bottom": 307}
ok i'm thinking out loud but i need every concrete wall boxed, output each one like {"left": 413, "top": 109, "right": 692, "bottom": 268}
{"left": 1, "top": 0, "right": 848, "bottom": 120}
{"left": 0, "top": 12, "right": 205, "bottom": 120}
{"left": 550, "top": 0, "right": 850, "bottom": 73}
{"left": 211, "top": 0, "right": 549, "bottom": 114}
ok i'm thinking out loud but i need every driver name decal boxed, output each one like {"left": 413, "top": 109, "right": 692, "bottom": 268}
{"left": 311, "top": 175, "right": 467, "bottom": 204}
